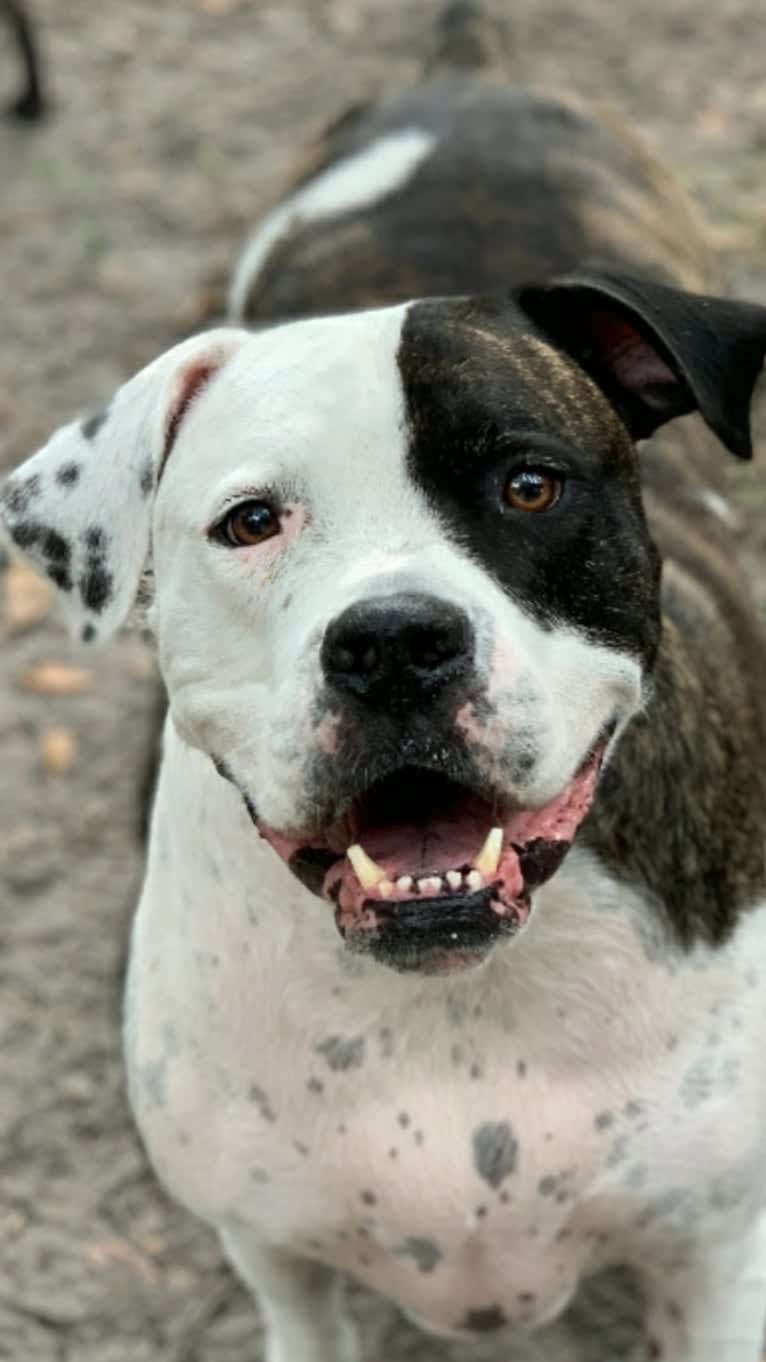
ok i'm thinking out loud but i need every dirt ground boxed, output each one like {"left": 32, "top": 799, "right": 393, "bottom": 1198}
{"left": 1, "top": 2, "right": 766, "bottom": 1359}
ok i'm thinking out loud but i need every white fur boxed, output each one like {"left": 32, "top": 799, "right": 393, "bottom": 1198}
{"left": 127, "top": 723, "right": 766, "bottom": 1359}
{"left": 4, "top": 303, "right": 766, "bottom": 1359}
{"left": 140, "top": 308, "right": 639, "bottom": 834}
{"left": 227, "top": 129, "right": 437, "bottom": 319}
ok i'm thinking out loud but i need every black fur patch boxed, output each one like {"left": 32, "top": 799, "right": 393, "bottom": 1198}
{"left": 42, "top": 528, "right": 70, "bottom": 564}
{"left": 459, "top": 1306, "right": 508, "bottom": 1333}
{"left": 46, "top": 563, "right": 72, "bottom": 590}
{"left": 81, "top": 406, "right": 109, "bottom": 440}
{"left": 56, "top": 463, "right": 81, "bottom": 487}
{"left": 139, "top": 459, "right": 154, "bottom": 497}
{"left": 7, "top": 518, "right": 41, "bottom": 550}
{"left": 39, "top": 528, "right": 73, "bottom": 591}
{"left": 4, "top": 519, "right": 73, "bottom": 590}
{"left": 2, "top": 474, "right": 41, "bottom": 515}
{"left": 398, "top": 295, "right": 662, "bottom": 662}
{"left": 518, "top": 272, "right": 766, "bottom": 460}
{"left": 79, "top": 524, "right": 114, "bottom": 614}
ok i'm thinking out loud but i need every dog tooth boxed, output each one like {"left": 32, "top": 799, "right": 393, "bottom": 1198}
{"left": 419, "top": 876, "right": 443, "bottom": 895}
{"left": 473, "top": 826, "right": 503, "bottom": 876}
{"left": 446, "top": 870, "right": 462, "bottom": 891}
{"left": 396, "top": 876, "right": 414, "bottom": 893}
{"left": 347, "top": 843, "right": 386, "bottom": 889}
{"left": 465, "top": 869, "right": 483, "bottom": 893}
{"left": 378, "top": 879, "right": 394, "bottom": 899}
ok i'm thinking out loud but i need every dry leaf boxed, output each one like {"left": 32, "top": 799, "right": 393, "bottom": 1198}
{"left": 41, "top": 727, "right": 79, "bottom": 775}
{"left": 19, "top": 661, "right": 94, "bottom": 695}
{"left": 84, "top": 1236, "right": 159, "bottom": 1286}
{"left": 2, "top": 559, "right": 52, "bottom": 635}
{"left": 694, "top": 107, "right": 730, "bottom": 139}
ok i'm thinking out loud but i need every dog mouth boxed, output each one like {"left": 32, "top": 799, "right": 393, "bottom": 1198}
{"left": 256, "top": 734, "right": 609, "bottom": 974}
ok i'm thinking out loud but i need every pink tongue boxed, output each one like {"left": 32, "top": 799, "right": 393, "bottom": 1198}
{"left": 349, "top": 750, "right": 602, "bottom": 885}
{"left": 359, "top": 809, "right": 489, "bottom": 880}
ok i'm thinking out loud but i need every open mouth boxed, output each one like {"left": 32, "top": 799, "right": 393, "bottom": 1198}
{"left": 257, "top": 735, "right": 609, "bottom": 974}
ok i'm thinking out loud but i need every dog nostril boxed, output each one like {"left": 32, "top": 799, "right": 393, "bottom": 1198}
{"left": 333, "top": 641, "right": 378, "bottom": 674}
{"left": 333, "top": 645, "right": 355, "bottom": 672}
{"left": 410, "top": 620, "right": 467, "bottom": 672}
{"left": 412, "top": 632, "right": 459, "bottom": 669}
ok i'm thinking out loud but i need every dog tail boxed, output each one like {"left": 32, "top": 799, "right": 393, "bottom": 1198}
{"left": 425, "top": 0, "right": 512, "bottom": 76}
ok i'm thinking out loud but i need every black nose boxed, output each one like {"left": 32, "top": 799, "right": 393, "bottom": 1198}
{"left": 321, "top": 592, "right": 474, "bottom": 709}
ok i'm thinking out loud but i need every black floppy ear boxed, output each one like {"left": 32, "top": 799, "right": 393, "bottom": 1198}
{"left": 517, "top": 271, "right": 766, "bottom": 459}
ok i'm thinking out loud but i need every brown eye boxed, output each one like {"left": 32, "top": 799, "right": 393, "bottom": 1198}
{"left": 217, "top": 500, "right": 279, "bottom": 547}
{"left": 504, "top": 469, "right": 562, "bottom": 513}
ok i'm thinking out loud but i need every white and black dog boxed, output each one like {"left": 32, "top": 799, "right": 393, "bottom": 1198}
{"left": 4, "top": 4, "right": 766, "bottom": 1359}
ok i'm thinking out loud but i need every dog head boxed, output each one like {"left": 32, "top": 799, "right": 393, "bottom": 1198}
{"left": 3, "top": 274, "right": 765, "bottom": 973}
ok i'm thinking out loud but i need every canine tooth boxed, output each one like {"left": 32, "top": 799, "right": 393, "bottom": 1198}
{"left": 396, "top": 876, "right": 413, "bottom": 893}
{"left": 347, "top": 843, "right": 386, "bottom": 889}
{"left": 473, "top": 826, "right": 503, "bottom": 876}
{"left": 378, "top": 879, "right": 394, "bottom": 899}
{"left": 465, "top": 869, "right": 483, "bottom": 893}
{"left": 446, "top": 870, "right": 462, "bottom": 891}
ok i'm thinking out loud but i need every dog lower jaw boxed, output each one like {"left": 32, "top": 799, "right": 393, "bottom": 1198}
{"left": 248, "top": 736, "right": 607, "bottom": 974}
{"left": 338, "top": 882, "right": 532, "bottom": 975}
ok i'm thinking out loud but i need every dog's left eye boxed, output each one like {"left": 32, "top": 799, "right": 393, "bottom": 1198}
{"left": 504, "top": 469, "right": 562, "bottom": 513}
{"left": 214, "top": 500, "right": 280, "bottom": 547}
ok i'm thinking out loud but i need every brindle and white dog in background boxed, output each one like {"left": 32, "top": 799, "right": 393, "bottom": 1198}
{"left": 3, "top": 4, "right": 766, "bottom": 1359}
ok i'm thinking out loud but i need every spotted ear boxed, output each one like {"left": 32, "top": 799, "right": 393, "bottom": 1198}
{"left": 0, "top": 327, "right": 247, "bottom": 642}
{"left": 517, "top": 271, "right": 766, "bottom": 459}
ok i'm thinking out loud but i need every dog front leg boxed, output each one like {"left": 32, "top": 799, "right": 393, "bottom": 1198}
{"left": 221, "top": 1226, "right": 360, "bottom": 1362}
{"left": 639, "top": 1226, "right": 766, "bottom": 1362}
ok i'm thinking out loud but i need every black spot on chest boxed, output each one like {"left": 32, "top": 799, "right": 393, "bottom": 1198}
{"left": 394, "top": 1236, "right": 442, "bottom": 1274}
{"left": 139, "top": 458, "right": 154, "bottom": 497}
{"left": 248, "top": 1084, "right": 276, "bottom": 1122}
{"left": 315, "top": 1034, "right": 366, "bottom": 1071}
{"left": 472, "top": 1120, "right": 517, "bottom": 1188}
{"left": 459, "top": 1305, "right": 508, "bottom": 1333}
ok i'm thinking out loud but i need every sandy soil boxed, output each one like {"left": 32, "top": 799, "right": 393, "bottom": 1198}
{"left": 1, "top": 2, "right": 765, "bottom": 1359}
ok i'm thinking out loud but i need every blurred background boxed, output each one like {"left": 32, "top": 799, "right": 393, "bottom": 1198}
{"left": 1, "top": 2, "right": 765, "bottom": 1358}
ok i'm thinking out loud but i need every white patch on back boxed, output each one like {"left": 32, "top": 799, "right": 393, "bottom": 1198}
{"left": 228, "top": 128, "right": 437, "bottom": 318}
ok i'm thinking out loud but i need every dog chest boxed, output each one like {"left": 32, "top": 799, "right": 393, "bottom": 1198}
{"left": 127, "top": 889, "right": 766, "bottom": 1340}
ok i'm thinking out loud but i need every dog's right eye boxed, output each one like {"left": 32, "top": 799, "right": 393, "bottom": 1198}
{"left": 213, "top": 500, "right": 280, "bottom": 548}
